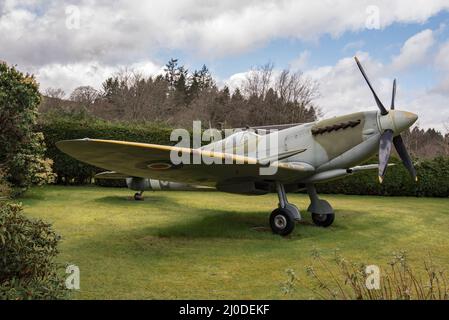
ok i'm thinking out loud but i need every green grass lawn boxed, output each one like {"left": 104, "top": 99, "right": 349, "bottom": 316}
{"left": 20, "top": 185, "right": 449, "bottom": 299}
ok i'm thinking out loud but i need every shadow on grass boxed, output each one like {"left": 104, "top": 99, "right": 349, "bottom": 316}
{"left": 153, "top": 209, "right": 272, "bottom": 239}
{"left": 92, "top": 193, "right": 182, "bottom": 210}
{"left": 148, "top": 207, "right": 404, "bottom": 240}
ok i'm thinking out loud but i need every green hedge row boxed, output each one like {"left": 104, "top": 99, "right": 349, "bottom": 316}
{"left": 38, "top": 117, "right": 174, "bottom": 184}
{"left": 38, "top": 117, "right": 449, "bottom": 197}
{"left": 315, "top": 156, "right": 449, "bottom": 197}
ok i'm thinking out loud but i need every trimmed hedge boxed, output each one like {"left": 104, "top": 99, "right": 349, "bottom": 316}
{"left": 316, "top": 156, "right": 449, "bottom": 197}
{"left": 38, "top": 116, "right": 174, "bottom": 184}
{"left": 38, "top": 116, "right": 449, "bottom": 197}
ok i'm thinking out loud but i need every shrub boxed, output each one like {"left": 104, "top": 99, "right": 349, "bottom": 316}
{"left": 0, "top": 170, "right": 12, "bottom": 199}
{"left": 0, "top": 202, "right": 68, "bottom": 300}
{"left": 0, "top": 62, "right": 55, "bottom": 195}
{"left": 315, "top": 156, "right": 449, "bottom": 197}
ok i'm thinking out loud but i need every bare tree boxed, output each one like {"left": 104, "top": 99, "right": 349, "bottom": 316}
{"left": 69, "top": 86, "right": 99, "bottom": 106}
{"left": 44, "top": 88, "right": 65, "bottom": 99}
{"left": 39, "top": 87, "right": 67, "bottom": 113}
{"left": 241, "top": 63, "right": 320, "bottom": 125}
{"left": 243, "top": 62, "right": 274, "bottom": 99}
{"left": 100, "top": 69, "right": 171, "bottom": 122}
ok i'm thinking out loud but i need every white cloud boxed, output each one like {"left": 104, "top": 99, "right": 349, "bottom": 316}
{"left": 289, "top": 51, "right": 310, "bottom": 71}
{"left": 223, "top": 72, "right": 248, "bottom": 92}
{"left": 1, "top": 0, "right": 449, "bottom": 127}
{"left": 304, "top": 52, "right": 394, "bottom": 118}
{"left": 35, "top": 60, "right": 162, "bottom": 95}
{"left": 1, "top": 0, "right": 449, "bottom": 66}
{"left": 302, "top": 50, "right": 449, "bottom": 131}
{"left": 407, "top": 90, "right": 449, "bottom": 131}
{"left": 391, "top": 29, "right": 435, "bottom": 71}
{"left": 430, "top": 40, "right": 449, "bottom": 95}
{"left": 342, "top": 40, "right": 365, "bottom": 53}
{"left": 435, "top": 39, "right": 449, "bottom": 70}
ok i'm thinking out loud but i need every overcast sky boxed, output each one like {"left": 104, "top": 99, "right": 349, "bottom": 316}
{"left": 1, "top": 0, "right": 449, "bottom": 130}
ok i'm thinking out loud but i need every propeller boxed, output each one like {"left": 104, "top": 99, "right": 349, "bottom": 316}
{"left": 354, "top": 57, "right": 389, "bottom": 116}
{"left": 391, "top": 79, "right": 396, "bottom": 110}
{"left": 378, "top": 129, "right": 393, "bottom": 183}
{"left": 354, "top": 57, "right": 417, "bottom": 183}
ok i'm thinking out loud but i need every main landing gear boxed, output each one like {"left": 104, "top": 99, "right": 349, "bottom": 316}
{"left": 269, "top": 182, "right": 301, "bottom": 236}
{"left": 134, "top": 191, "right": 144, "bottom": 201}
{"left": 269, "top": 182, "right": 335, "bottom": 236}
{"left": 306, "top": 184, "right": 335, "bottom": 227}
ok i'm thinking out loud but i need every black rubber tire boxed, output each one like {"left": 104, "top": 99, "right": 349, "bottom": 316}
{"left": 134, "top": 193, "right": 144, "bottom": 201}
{"left": 269, "top": 208, "right": 296, "bottom": 236}
{"left": 312, "top": 213, "right": 335, "bottom": 227}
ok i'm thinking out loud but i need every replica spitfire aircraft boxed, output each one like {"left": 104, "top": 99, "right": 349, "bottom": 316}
{"left": 56, "top": 57, "right": 418, "bottom": 236}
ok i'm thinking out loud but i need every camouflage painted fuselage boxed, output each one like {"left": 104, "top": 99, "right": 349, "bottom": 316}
{"left": 280, "top": 111, "right": 379, "bottom": 175}
{"left": 209, "top": 109, "right": 416, "bottom": 193}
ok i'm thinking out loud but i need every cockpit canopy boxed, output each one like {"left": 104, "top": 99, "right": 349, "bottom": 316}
{"left": 201, "top": 130, "right": 260, "bottom": 152}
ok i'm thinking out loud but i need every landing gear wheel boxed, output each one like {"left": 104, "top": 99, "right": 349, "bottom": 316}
{"left": 312, "top": 213, "right": 335, "bottom": 227}
{"left": 134, "top": 192, "right": 144, "bottom": 201}
{"left": 270, "top": 208, "right": 296, "bottom": 236}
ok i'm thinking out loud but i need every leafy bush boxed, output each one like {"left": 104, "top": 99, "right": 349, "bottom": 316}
{"left": 0, "top": 170, "right": 12, "bottom": 199}
{"left": 0, "top": 62, "right": 55, "bottom": 195}
{"left": 38, "top": 112, "right": 174, "bottom": 184}
{"left": 0, "top": 202, "right": 68, "bottom": 300}
{"left": 6, "top": 132, "right": 57, "bottom": 189}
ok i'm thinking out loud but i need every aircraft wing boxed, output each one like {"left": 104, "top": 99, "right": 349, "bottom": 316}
{"left": 56, "top": 139, "right": 312, "bottom": 186}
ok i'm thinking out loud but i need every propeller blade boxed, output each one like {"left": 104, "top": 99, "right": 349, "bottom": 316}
{"left": 378, "top": 129, "right": 394, "bottom": 183}
{"left": 354, "top": 56, "right": 389, "bottom": 116}
{"left": 393, "top": 135, "right": 417, "bottom": 181}
{"left": 391, "top": 79, "right": 396, "bottom": 110}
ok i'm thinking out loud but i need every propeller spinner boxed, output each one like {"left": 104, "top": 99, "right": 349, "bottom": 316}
{"left": 354, "top": 56, "right": 418, "bottom": 183}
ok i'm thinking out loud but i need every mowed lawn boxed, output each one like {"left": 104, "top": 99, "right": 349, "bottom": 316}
{"left": 20, "top": 185, "right": 449, "bottom": 299}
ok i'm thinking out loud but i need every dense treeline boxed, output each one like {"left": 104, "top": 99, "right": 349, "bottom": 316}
{"left": 401, "top": 127, "right": 449, "bottom": 159}
{"left": 40, "top": 59, "right": 319, "bottom": 129}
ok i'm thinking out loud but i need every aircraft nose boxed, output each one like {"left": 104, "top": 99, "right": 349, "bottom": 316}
{"left": 393, "top": 110, "right": 418, "bottom": 133}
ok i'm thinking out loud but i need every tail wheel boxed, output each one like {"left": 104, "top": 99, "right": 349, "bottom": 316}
{"left": 134, "top": 193, "right": 144, "bottom": 201}
{"left": 312, "top": 213, "right": 335, "bottom": 227}
{"left": 270, "top": 208, "right": 296, "bottom": 236}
